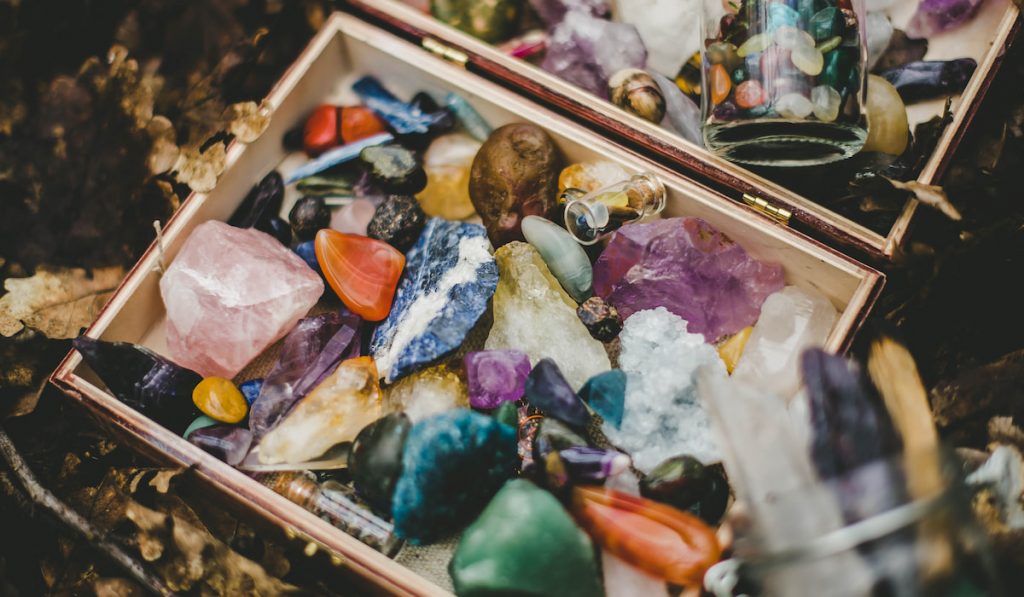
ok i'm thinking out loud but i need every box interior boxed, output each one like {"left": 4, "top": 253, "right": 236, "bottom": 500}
{"left": 61, "top": 14, "right": 881, "bottom": 594}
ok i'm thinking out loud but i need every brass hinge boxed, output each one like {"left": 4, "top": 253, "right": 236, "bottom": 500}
{"left": 422, "top": 38, "right": 468, "bottom": 68}
{"left": 742, "top": 193, "right": 792, "bottom": 226}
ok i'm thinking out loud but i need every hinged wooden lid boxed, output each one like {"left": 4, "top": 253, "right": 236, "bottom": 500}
{"left": 344, "top": 0, "right": 1020, "bottom": 261}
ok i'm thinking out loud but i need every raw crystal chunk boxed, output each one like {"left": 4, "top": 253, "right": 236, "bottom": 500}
{"left": 605, "top": 308, "right": 726, "bottom": 471}
{"left": 485, "top": 242, "right": 611, "bottom": 390}
{"left": 616, "top": 0, "right": 724, "bottom": 76}
{"left": 878, "top": 59, "right": 977, "bottom": 103}
{"left": 541, "top": 11, "right": 647, "bottom": 98}
{"left": 593, "top": 217, "right": 784, "bottom": 343}
{"left": 258, "top": 357, "right": 382, "bottom": 465}
{"left": 602, "top": 552, "right": 668, "bottom": 597}
{"left": 558, "top": 161, "right": 630, "bottom": 194}
{"left": 906, "top": 0, "right": 985, "bottom": 39}
{"left": 451, "top": 479, "right": 603, "bottom": 597}
{"left": 529, "top": 0, "right": 610, "bottom": 26}
{"left": 371, "top": 218, "right": 498, "bottom": 383}
{"left": 717, "top": 326, "right": 752, "bottom": 374}
{"left": 524, "top": 359, "right": 591, "bottom": 428}
{"left": 576, "top": 296, "right": 623, "bottom": 342}
{"left": 521, "top": 215, "right": 593, "bottom": 303}
{"left": 465, "top": 349, "right": 532, "bottom": 409}
{"left": 383, "top": 364, "right": 468, "bottom": 421}
{"left": 556, "top": 447, "right": 632, "bottom": 485}
{"left": 579, "top": 369, "right": 626, "bottom": 428}
{"left": 159, "top": 221, "right": 323, "bottom": 378}
{"left": 392, "top": 410, "right": 517, "bottom": 543}
{"left": 733, "top": 286, "right": 839, "bottom": 400}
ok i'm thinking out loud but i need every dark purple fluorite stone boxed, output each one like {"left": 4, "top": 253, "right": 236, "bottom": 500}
{"left": 464, "top": 349, "right": 532, "bottom": 409}
{"left": 906, "top": 0, "right": 985, "bottom": 39}
{"left": 188, "top": 425, "right": 253, "bottom": 466}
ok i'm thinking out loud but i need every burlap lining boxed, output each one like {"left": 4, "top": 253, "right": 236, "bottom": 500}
{"left": 232, "top": 298, "right": 457, "bottom": 591}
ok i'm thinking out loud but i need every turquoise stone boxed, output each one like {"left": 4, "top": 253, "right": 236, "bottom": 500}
{"left": 183, "top": 415, "right": 219, "bottom": 439}
{"left": 768, "top": 3, "right": 801, "bottom": 32}
{"left": 450, "top": 479, "right": 603, "bottom": 597}
{"left": 809, "top": 8, "right": 842, "bottom": 41}
{"left": 579, "top": 370, "right": 626, "bottom": 429}
{"left": 521, "top": 216, "right": 593, "bottom": 303}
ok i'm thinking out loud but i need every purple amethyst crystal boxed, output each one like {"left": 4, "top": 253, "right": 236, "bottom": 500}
{"left": 465, "top": 350, "right": 532, "bottom": 409}
{"left": 593, "top": 217, "right": 785, "bottom": 343}
{"left": 558, "top": 447, "right": 630, "bottom": 483}
{"left": 249, "top": 309, "right": 362, "bottom": 438}
{"left": 188, "top": 426, "right": 253, "bottom": 466}
{"left": 906, "top": 0, "right": 986, "bottom": 39}
{"left": 541, "top": 11, "right": 647, "bottom": 98}
{"left": 529, "top": 0, "right": 611, "bottom": 27}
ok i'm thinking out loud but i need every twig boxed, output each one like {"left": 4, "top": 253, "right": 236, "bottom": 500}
{"left": 0, "top": 425, "right": 173, "bottom": 596}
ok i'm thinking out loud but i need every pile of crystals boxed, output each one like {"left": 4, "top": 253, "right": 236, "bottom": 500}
{"left": 75, "top": 75, "right": 851, "bottom": 594}
{"left": 413, "top": 0, "right": 987, "bottom": 167}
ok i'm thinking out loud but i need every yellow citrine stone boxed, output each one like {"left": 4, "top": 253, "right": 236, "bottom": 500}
{"left": 258, "top": 357, "right": 382, "bottom": 464}
{"left": 718, "top": 326, "right": 753, "bottom": 375}
{"left": 416, "top": 133, "right": 481, "bottom": 220}
{"left": 192, "top": 377, "right": 248, "bottom": 424}
{"left": 384, "top": 364, "right": 469, "bottom": 422}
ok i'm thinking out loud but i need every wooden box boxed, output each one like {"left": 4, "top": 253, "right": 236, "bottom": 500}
{"left": 349, "top": 0, "right": 1021, "bottom": 260}
{"left": 52, "top": 12, "right": 883, "bottom": 595}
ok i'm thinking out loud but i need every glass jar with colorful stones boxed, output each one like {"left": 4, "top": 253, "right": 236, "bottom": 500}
{"left": 561, "top": 173, "right": 667, "bottom": 245}
{"left": 701, "top": 0, "right": 869, "bottom": 166}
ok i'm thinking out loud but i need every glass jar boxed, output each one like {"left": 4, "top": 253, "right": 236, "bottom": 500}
{"left": 701, "top": 0, "right": 869, "bottom": 166}
{"left": 561, "top": 172, "right": 666, "bottom": 245}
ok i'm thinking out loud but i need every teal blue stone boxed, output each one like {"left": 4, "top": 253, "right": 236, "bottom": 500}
{"left": 183, "top": 415, "right": 219, "bottom": 439}
{"left": 821, "top": 48, "right": 856, "bottom": 92}
{"left": 579, "top": 370, "right": 626, "bottom": 429}
{"left": 392, "top": 410, "right": 517, "bottom": 544}
{"left": 731, "top": 68, "right": 748, "bottom": 85}
{"left": 521, "top": 216, "right": 592, "bottom": 303}
{"left": 768, "top": 3, "right": 801, "bottom": 31}
{"left": 746, "top": 104, "right": 773, "bottom": 118}
{"left": 809, "top": 7, "right": 842, "bottom": 41}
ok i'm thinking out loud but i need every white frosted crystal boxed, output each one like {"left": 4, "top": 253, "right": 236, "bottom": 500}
{"left": 698, "top": 373, "right": 874, "bottom": 596}
{"left": 614, "top": 0, "right": 726, "bottom": 76}
{"left": 159, "top": 220, "right": 323, "bottom": 378}
{"left": 602, "top": 551, "right": 669, "bottom": 597}
{"left": 485, "top": 242, "right": 610, "bottom": 390}
{"left": 732, "top": 285, "right": 838, "bottom": 400}
{"left": 866, "top": 12, "right": 895, "bottom": 70}
{"left": 604, "top": 307, "right": 726, "bottom": 472}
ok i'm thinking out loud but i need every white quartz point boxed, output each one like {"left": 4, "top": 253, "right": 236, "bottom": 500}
{"left": 866, "top": 12, "right": 895, "bottom": 70}
{"left": 732, "top": 285, "right": 838, "bottom": 400}
{"left": 614, "top": 0, "right": 727, "bottom": 76}
{"left": 651, "top": 71, "right": 703, "bottom": 145}
{"left": 604, "top": 307, "right": 726, "bottom": 472}
{"left": 485, "top": 242, "right": 610, "bottom": 390}
{"left": 602, "top": 551, "right": 669, "bottom": 597}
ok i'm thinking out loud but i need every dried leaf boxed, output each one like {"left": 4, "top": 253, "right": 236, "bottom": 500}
{"left": 884, "top": 177, "right": 963, "bottom": 221}
{"left": 174, "top": 141, "right": 226, "bottom": 192}
{"left": 0, "top": 328, "right": 71, "bottom": 418}
{"left": 0, "top": 266, "right": 125, "bottom": 338}
{"left": 151, "top": 469, "right": 184, "bottom": 494}
{"left": 146, "top": 115, "right": 179, "bottom": 175}
{"left": 226, "top": 100, "right": 271, "bottom": 143}
{"left": 990, "top": 417, "right": 1024, "bottom": 453}
{"left": 94, "top": 577, "right": 145, "bottom": 597}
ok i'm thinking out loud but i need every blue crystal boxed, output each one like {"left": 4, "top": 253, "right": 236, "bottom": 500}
{"left": 370, "top": 218, "right": 498, "bottom": 383}
{"left": 524, "top": 359, "right": 591, "bottom": 428}
{"left": 284, "top": 132, "right": 393, "bottom": 184}
{"left": 293, "top": 240, "right": 322, "bottom": 276}
{"left": 768, "top": 3, "right": 800, "bottom": 31}
{"left": 579, "top": 369, "right": 626, "bottom": 429}
{"left": 353, "top": 76, "right": 453, "bottom": 136}
{"left": 391, "top": 410, "right": 517, "bottom": 544}
{"left": 239, "top": 378, "right": 264, "bottom": 406}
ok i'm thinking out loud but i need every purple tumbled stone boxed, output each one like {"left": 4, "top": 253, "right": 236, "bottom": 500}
{"left": 188, "top": 426, "right": 253, "bottom": 466}
{"left": 541, "top": 11, "right": 647, "bottom": 98}
{"left": 529, "top": 0, "right": 611, "bottom": 26}
{"left": 249, "top": 309, "right": 363, "bottom": 439}
{"left": 593, "top": 217, "right": 785, "bottom": 343}
{"left": 524, "top": 359, "right": 591, "bottom": 428}
{"left": 558, "top": 446, "right": 631, "bottom": 483}
{"left": 465, "top": 350, "right": 532, "bottom": 409}
{"left": 906, "top": 0, "right": 985, "bottom": 39}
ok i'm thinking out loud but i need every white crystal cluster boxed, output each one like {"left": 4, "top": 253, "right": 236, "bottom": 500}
{"left": 605, "top": 307, "right": 726, "bottom": 472}
{"left": 614, "top": 0, "right": 727, "bottom": 75}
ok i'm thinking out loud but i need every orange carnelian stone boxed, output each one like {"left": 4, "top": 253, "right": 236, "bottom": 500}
{"left": 303, "top": 104, "right": 339, "bottom": 156}
{"left": 735, "top": 80, "right": 768, "bottom": 109}
{"left": 314, "top": 230, "right": 405, "bottom": 321}
{"left": 708, "top": 64, "right": 732, "bottom": 106}
{"left": 340, "top": 106, "right": 387, "bottom": 145}
{"left": 571, "top": 485, "right": 721, "bottom": 586}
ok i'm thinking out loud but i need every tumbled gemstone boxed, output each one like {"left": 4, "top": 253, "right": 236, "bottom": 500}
{"left": 524, "top": 359, "right": 591, "bottom": 428}
{"left": 360, "top": 145, "right": 427, "bottom": 195}
{"left": 706, "top": 41, "right": 743, "bottom": 73}
{"left": 609, "top": 68, "right": 666, "bottom": 123}
{"left": 736, "top": 32, "right": 771, "bottom": 57}
{"left": 192, "top": 377, "right": 248, "bottom": 424}
{"left": 579, "top": 369, "right": 626, "bottom": 429}
{"left": 774, "top": 26, "right": 814, "bottom": 49}
{"left": 640, "top": 456, "right": 730, "bottom": 525}
{"left": 366, "top": 195, "right": 427, "bottom": 252}
{"left": 767, "top": 3, "right": 800, "bottom": 31}
{"left": 257, "top": 357, "right": 382, "bottom": 464}
{"left": 350, "top": 412, "right": 412, "bottom": 514}
{"left": 183, "top": 415, "right": 219, "bottom": 439}
{"left": 717, "top": 326, "right": 752, "bottom": 375}
{"left": 521, "top": 215, "right": 593, "bottom": 303}
{"left": 303, "top": 104, "right": 340, "bottom": 156}
{"left": 558, "top": 161, "right": 631, "bottom": 194}
{"left": 791, "top": 45, "right": 824, "bottom": 75}
{"left": 558, "top": 446, "right": 631, "bottom": 484}
{"left": 238, "top": 379, "right": 263, "bottom": 406}
{"left": 289, "top": 197, "right": 331, "bottom": 241}
{"left": 188, "top": 425, "right": 253, "bottom": 466}
{"left": 417, "top": 133, "right": 481, "bottom": 220}
{"left": 340, "top": 106, "right": 387, "bottom": 145}
{"left": 708, "top": 64, "right": 732, "bottom": 106}
{"left": 492, "top": 401, "right": 519, "bottom": 428}
{"left": 776, "top": 92, "right": 814, "bottom": 119}
{"left": 878, "top": 59, "right": 977, "bottom": 103}
{"left": 734, "top": 80, "right": 767, "bottom": 109}
{"left": 862, "top": 75, "right": 909, "bottom": 155}
{"left": 315, "top": 230, "right": 405, "bottom": 321}
{"left": 571, "top": 486, "right": 721, "bottom": 585}
{"left": 465, "top": 350, "right": 532, "bottom": 409}
{"left": 576, "top": 296, "right": 623, "bottom": 342}
{"left": 533, "top": 418, "right": 588, "bottom": 473}
{"left": 811, "top": 85, "right": 842, "bottom": 122}
{"left": 809, "top": 7, "right": 843, "bottom": 40}
{"left": 159, "top": 221, "right": 323, "bottom": 378}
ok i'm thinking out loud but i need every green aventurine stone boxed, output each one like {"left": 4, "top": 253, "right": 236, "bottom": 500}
{"left": 450, "top": 479, "right": 602, "bottom": 597}
{"left": 821, "top": 48, "right": 855, "bottom": 91}
{"left": 183, "top": 415, "right": 219, "bottom": 439}
{"left": 816, "top": 35, "right": 843, "bottom": 54}
{"left": 492, "top": 401, "right": 519, "bottom": 428}
{"left": 521, "top": 216, "right": 593, "bottom": 303}
{"left": 809, "top": 7, "right": 842, "bottom": 41}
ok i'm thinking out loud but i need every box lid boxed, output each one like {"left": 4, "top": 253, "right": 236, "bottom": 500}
{"left": 345, "top": 0, "right": 1020, "bottom": 261}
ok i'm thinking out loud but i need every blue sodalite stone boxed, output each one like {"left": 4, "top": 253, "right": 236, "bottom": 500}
{"left": 579, "top": 369, "right": 626, "bottom": 429}
{"left": 293, "top": 240, "right": 321, "bottom": 276}
{"left": 352, "top": 76, "right": 453, "bottom": 136}
{"left": 239, "top": 378, "right": 264, "bottom": 406}
{"left": 392, "top": 410, "right": 516, "bottom": 544}
{"left": 370, "top": 218, "right": 498, "bottom": 383}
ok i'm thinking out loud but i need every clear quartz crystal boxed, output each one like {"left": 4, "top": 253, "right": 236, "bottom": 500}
{"left": 562, "top": 173, "right": 666, "bottom": 245}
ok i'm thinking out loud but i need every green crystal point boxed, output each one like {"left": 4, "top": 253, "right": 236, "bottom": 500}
{"left": 521, "top": 215, "right": 593, "bottom": 303}
{"left": 450, "top": 479, "right": 603, "bottom": 597}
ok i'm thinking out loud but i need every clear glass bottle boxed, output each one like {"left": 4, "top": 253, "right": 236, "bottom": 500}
{"left": 561, "top": 173, "right": 666, "bottom": 245}
{"left": 701, "top": 0, "right": 869, "bottom": 166}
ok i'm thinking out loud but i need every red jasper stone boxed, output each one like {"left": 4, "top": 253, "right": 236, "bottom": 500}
{"left": 340, "top": 106, "right": 387, "bottom": 145}
{"left": 314, "top": 230, "right": 405, "bottom": 321}
{"left": 303, "top": 104, "right": 339, "bottom": 156}
{"left": 571, "top": 485, "right": 721, "bottom": 585}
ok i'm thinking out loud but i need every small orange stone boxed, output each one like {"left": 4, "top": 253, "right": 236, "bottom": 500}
{"left": 734, "top": 80, "right": 767, "bottom": 109}
{"left": 192, "top": 377, "right": 248, "bottom": 424}
{"left": 708, "top": 63, "right": 732, "bottom": 106}
{"left": 340, "top": 106, "right": 387, "bottom": 145}
{"left": 315, "top": 230, "right": 405, "bottom": 321}
{"left": 303, "top": 104, "right": 339, "bottom": 156}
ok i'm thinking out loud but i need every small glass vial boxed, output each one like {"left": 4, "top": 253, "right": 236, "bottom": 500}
{"left": 257, "top": 472, "right": 403, "bottom": 557}
{"left": 701, "top": 0, "right": 868, "bottom": 166}
{"left": 561, "top": 172, "right": 666, "bottom": 245}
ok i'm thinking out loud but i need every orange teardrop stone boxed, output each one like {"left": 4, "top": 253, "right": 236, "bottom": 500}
{"left": 571, "top": 485, "right": 721, "bottom": 585}
{"left": 709, "top": 63, "right": 732, "bottom": 106}
{"left": 314, "top": 230, "right": 405, "bottom": 321}
{"left": 340, "top": 106, "right": 387, "bottom": 145}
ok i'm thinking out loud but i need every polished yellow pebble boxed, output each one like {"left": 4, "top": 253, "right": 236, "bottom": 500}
{"left": 192, "top": 376, "right": 248, "bottom": 423}
{"left": 718, "top": 326, "right": 753, "bottom": 375}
